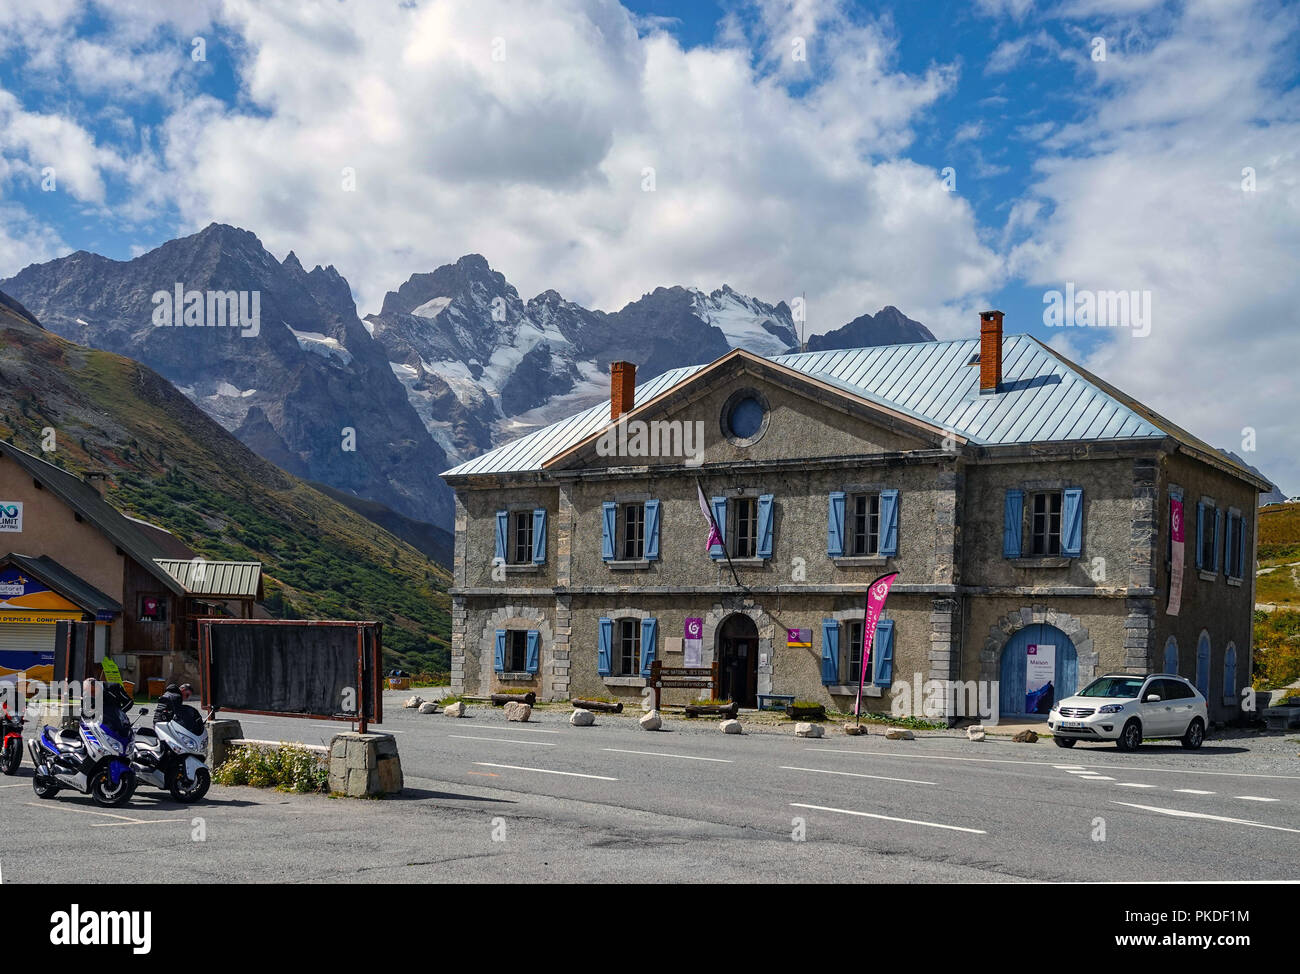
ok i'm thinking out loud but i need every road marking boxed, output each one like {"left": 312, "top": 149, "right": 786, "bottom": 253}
{"left": 1064, "top": 769, "right": 1098, "bottom": 774}
{"left": 1174, "top": 789, "right": 1215, "bottom": 795}
{"left": 790, "top": 802, "right": 986, "bottom": 835}
{"left": 603, "top": 748, "right": 732, "bottom": 763}
{"left": 89, "top": 819, "right": 187, "bottom": 828}
{"left": 448, "top": 735, "right": 555, "bottom": 746}
{"left": 804, "top": 747, "right": 1300, "bottom": 780}
{"left": 781, "top": 766, "right": 934, "bottom": 785}
{"left": 1077, "top": 775, "right": 1116, "bottom": 781}
{"left": 24, "top": 803, "right": 151, "bottom": 824}
{"left": 1054, "top": 765, "right": 1084, "bottom": 770}
{"left": 1111, "top": 801, "right": 1300, "bottom": 835}
{"left": 474, "top": 762, "right": 617, "bottom": 781}
{"left": 1236, "top": 796, "right": 1280, "bottom": 802}
{"left": 467, "top": 771, "right": 500, "bottom": 777}
{"left": 454, "top": 725, "right": 561, "bottom": 735}
{"left": 1115, "top": 782, "right": 1158, "bottom": 788}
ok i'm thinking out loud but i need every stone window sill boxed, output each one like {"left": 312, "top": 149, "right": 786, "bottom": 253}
{"left": 497, "top": 672, "right": 536, "bottom": 682}
{"left": 720, "top": 557, "right": 768, "bottom": 566}
{"left": 1198, "top": 570, "right": 1218, "bottom": 582}
{"left": 1012, "top": 557, "right": 1072, "bottom": 568}
{"left": 824, "top": 684, "right": 882, "bottom": 697}
{"left": 607, "top": 559, "right": 651, "bottom": 571}
{"left": 833, "top": 555, "right": 887, "bottom": 567}
{"left": 504, "top": 563, "right": 540, "bottom": 574}
{"left": 1227, "top": 576, "right": 1243, "bottom": 587}
{"left": 602, "top": 676, "right": 647, "bottom": 687}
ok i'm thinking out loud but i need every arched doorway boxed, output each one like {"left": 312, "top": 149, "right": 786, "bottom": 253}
{"left": 999, "top": 624, "right": 1078, "bottom": 718}
{"left": 716, "top": 613, "right": 759, "bottom": 707}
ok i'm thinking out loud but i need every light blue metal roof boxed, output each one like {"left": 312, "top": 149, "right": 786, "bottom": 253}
{"left": 442, "top": 335, "right": 1168, "bottom": 477}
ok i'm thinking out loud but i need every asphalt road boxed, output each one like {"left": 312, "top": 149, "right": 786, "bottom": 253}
{"left": 4, "top": 699, "right": 1298, "bottom": 883}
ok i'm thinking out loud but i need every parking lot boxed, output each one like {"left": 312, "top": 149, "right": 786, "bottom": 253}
{"left": 4, "top": 693, "right": 1298, "bottom": 883}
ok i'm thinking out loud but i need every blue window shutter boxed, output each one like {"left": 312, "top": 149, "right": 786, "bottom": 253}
{"left": 827, "top": 491, "right": 845, "bottom": 557}
{"left": 820, "top": 619, "right": 839, "bottom": 685}
{"left": 601, "top": 502, "right": 616, "bottom": 561}
{"left": 525, "top": 630, "right": 540, "bottom": 674}
{"left": 710, "top": 496, "right": 727, "bottom": 560}
{"left": 1163, "top": 639, "right": 1178, "bottom": 675}
{"left": 873, "top": 620, "right": 895, "bottom": 687}
{"left": 1238, "top": 517, "right": 1247, "bottom": 578}
{"left": 640, "top": 617, "right": 658, "bottom": 677}
{"left": 757, "top": 494, "right": 774, "bottom": 559}
{"left": 532, "top": 508, "right": 547, "bottom": 564}
{"left": 494, "top": 629, "right": 506, "bottom": 673}
{"left": 494, "top": 511, "right": 508, "bottom": 562}
{"left": 1223, "top": 645, "right": 1237, "bottom": 701}
{"left": 644, "top": 499, "right": 661, "bottom": 560}
{"left": 1195, "top": 502, "right": 1205, "bottom": 569}
{"left": 880, "top": 489, "right": 899, "bottom": 556}
{"left": 1062, "top": 487, "right": 1083, "bottom": 557}
{"left": 1196, "top": 636, "right": 1210, "bottom": 697}
{"left": 1213, "top": 508, "right": 1223, "bottom": 573}
{"left": 1003, "top": 489, "right": 1023, "bottom": 558}
{"left": 597, "top": 618, "right": 613, "bottom": 676}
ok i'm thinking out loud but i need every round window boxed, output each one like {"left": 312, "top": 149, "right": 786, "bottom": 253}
{"left": 721, "top": 389, "right": 770, "bottom": 445}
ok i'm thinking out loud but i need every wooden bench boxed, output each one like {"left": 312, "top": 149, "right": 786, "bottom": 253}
{"left": 757, "top": 694, "right": 795, "bottom": 712}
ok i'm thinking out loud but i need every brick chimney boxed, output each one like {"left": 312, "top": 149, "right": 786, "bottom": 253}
{"left": 610, "top": 361, "right": 636, "bottom": 421}
{"left": 979, "top": 310, "right": 1004, "bottom": 394}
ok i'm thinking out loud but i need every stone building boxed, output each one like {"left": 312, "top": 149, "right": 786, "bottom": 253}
{"left": 442, "top": 313, "right": 1265, "bottom": 724}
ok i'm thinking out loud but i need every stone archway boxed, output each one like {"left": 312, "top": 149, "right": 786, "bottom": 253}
{"left": 979, "top": 605, "right": 1098, "bottom": 690}
{"left": 701, "top": 602, "right": 776, "bottom": 698}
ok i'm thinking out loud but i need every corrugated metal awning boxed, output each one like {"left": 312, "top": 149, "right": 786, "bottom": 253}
{"left": 154, "top": 559, "right": 263, "bottom": 598}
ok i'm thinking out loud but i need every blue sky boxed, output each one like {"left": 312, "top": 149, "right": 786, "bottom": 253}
{"left": 0, "top": 0, "right": 1297, "bottom": 490}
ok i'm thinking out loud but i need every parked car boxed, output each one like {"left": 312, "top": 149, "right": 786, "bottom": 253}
{"left": 1047, "top": 673, "right": 1207, "bottom": 751}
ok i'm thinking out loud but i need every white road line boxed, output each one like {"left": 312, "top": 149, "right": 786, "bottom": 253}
{"left": 1236, "top": 796, "right": 1280, "bottom": 802}
{"left": 781, "top": 766, "right": 934, "bottom": 785}
{"left": 1065, "top": 769, "right": 1098, "bottom": 774}
{"left": 448, "top": 735, "right": 555, "bottom": 746}
{"left": 1115, "top": 782, "right": 1158, "bottom": 788}
{"left": 1054, "top": 765, "right": 1084, "bottom": 770}
{"left": 23, "top": 802, "right": 147, "bottom": 823}
{"left": 454, "top": 725, "right": 561, "bottom": 735}
{"left": 474, "top": 762, "right": 617, "bottom": 781}
{"left": 603, "top": 748, "right": 732, "bottom": 763}
{"left": 790, "top": 802, "right": 986, "bottom": 835}
{"left": 1077, "top": 775, "right": 1116, "bottom": 781}
{"left": 804, "top": 747, "right": 1300, "bottom": 780}
{"left": 1111, "top": 801, "right": 1300, "bottom": 835}
{"left": 89, "top": 819, "right": 187, "bottom": 828}
{"left": 1174, "top": 789, "right": 1215, "bottom": 795}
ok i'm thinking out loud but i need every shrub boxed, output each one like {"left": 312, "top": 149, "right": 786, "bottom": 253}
{"left": 213, "top": 743, "right": 329, "bottom": 794}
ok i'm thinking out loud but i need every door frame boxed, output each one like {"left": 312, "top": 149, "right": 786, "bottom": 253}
{"left": 715, "top": 613, "right": 759, "bottom": 707}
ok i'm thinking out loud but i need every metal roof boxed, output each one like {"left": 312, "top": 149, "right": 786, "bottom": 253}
{"left": 154, "top": 559, "right": 263, "bottom": 598}
{"left": 440, "top": 335, "right": 1236, "bottom": 479}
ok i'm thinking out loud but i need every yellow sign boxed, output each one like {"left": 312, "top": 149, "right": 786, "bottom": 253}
{"left": 100, "top": 658, "right": 123, "bottom": 685}
{"left": 0, "top": 611, "right": 82, "bottom": 625}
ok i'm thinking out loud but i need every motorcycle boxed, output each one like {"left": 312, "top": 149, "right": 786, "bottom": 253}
{"left": 28, "top": 682, "right": 137, "bottom": 807}
{"left": 1, "top": 700, "right": 22, "bottom": 775}
{"left": 129, "top": 701, "right": 210, "bottom": 803}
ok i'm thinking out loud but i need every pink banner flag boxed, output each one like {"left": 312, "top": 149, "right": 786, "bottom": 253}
{"left": 697, "top": 483, "right": 722, "bottom": 552}
{"left": 1167, "top": 496, "right": 1184, "bottom": 617}
{"left": 856, "top": 571, "right": 899, "bottom": 717}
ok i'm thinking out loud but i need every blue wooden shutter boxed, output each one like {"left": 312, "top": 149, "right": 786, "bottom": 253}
{"left": 710, "top": 496, "right": 727, "bottom": 560}
{"left": 1213, "top": 508, "right": 1223, "bottom": 573}
{"left": 644, "top": 499, "right": 661, "bottom": 560}
{"left": 827, "top": 491, "right": 845, "bottom": 557}
{"left": 640, "top": 617, "right": 658, "bottom": 677}
{"left": 1195, "top": 502, "right": 1206, "bottom": 568}
{"left": 532, "top": 508, "right": 547, "bottom": 564}
{"left": 525, "top": 630, "right": 540, "bottom": 674}
{"left": 820, "top": 619, "right": 839, "bottom": 685}
{"left": 1062, "top": 487, "right": 1083, "bottom": 556}
{"left": 873, "top": 620, "right": 895, "bottom": 687}
{"left": 1003, "top": 489, "right": 1023, "bottom": 558}
{"left": 494, "top": 511, "right": 508, "bottom": 562}
{"left": 494, "top": 629, "right": 506, "bottom": 673}
{"left": 757, "top": 494, "right": 774, "bottom": 559}
{"left": 1223, "top": 645, "right": 1237, "bottom": 702}
{"left": 1196, "top": 636, "right": 1210, "bottom": 697}
{"left": 1237, "top": 516, "right": 1247, "bottom": 579}
{"left": 1163, "top": 638, "right": 1178, "bottom": 675}
{"left": 601, "top": 502, "right": 616, "bottom": 561}
{"left": 880, "top": 489, "right": 899, "bottom": 556}
{"left": 597, "top": 618, "right": 613, "bottom": 676}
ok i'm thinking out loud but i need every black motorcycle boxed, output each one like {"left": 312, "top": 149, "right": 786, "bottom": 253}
{"left": 1, "top": 701, "right": 22, "bottom": 775}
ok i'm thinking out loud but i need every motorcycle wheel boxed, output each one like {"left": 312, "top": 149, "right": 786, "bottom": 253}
{"left": 33, "top": 775, "right": 60, "bottom": 799}
{"left": 168, "top": 765, "right": 211, "bottom": 804}
{"left": 90, "top": 767, "right": 136, "bottom": 808}
{"left": 1, "top": 738, "right": 21, "bottom": 775}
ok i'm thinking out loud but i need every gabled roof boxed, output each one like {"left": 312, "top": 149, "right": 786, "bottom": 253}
{"left": 154, "top": 559, "right": 263, "bottom": 599}
{"left": 442, "top": 334, "right": 1264, "bottom": 487}
{"left": 0, "top": 552, "right": 122, "bottom": 615}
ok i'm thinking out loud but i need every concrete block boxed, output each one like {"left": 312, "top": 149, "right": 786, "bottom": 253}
{"left": 207, "top": 719, "right": 245, "bottom": 769}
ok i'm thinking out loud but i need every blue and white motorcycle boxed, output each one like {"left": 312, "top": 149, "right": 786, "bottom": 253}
{"left": 28, "top": 682, "right": 137, "bottom": 807}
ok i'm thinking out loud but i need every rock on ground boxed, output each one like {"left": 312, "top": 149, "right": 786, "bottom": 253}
{"left": 570, "top": 708, "right": 595, "bottom": 726}
{"left": 967, "top": 729, "right": 986, "bottom": 742}
{"left": 884, "top": 728, "right": 915, "bottom": 740}
{"left": 843, "top": 723, "right": 865, "bottom": 736}
{"left": 417, "top": 701, "right": 438, "bottom": 714}
{"left": 403, "top": 696, "right": 423, "bottom": 709}
{"left": 443, "top": 701, "right": 466, "bottom": 718}
{"left": 720, "top": 719, "right": 743, "bottom": 735}
{"left": 504, "top": 701, "right": 533, "bottom": 722}
{"left": 795, "top": 722, "right": 824, "bottom": 738}
{"left": 1012, "top": 729, "right": 1039, "bottom": 743}
{"left": 639, "top": 710, "right": 662, "bottom": 731}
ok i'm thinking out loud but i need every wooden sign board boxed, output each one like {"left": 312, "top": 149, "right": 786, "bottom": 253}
{"left": 649, "top": 660, "right": 719, "bottom": 710}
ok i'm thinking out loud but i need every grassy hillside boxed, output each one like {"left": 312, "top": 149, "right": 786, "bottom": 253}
{"left": 1254, "top": 503, "right": 1300, "bottom": 689}
{"left": 0, "top": 300, "right": 451, "bottom": 674}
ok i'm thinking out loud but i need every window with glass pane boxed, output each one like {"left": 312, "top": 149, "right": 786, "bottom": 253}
{"left": 1199, "top": 509, "right": 1216, "bottom": 570}
{"left": 848, "top": 493, "right": 880, "bottom": 556}
{"left": 731, "top": 497, "right": 757, "bottom": 558}
{"left": 616, "top": 618, "right": 641, "bottom": 676}
{"left": 621, "top": 503, "right": 645, "bottom": 560}
{"left": 509, "top": 510, "right": 533, "bottom": 564}
{"left": 1030, "top": 491, "right": 1062, "bottom": 555}
{"left": 845, "top": 620, "right": 864, "bottom": 684}
{"left": 505, "top": 630, "right": 528, "bottom": 671}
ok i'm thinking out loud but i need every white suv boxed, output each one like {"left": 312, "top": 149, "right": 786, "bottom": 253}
{"left": 1047, "top": 673, "right": 1208, "bottom": 751}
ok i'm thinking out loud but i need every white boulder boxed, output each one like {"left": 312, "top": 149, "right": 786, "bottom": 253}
{"left": 443, "top": 701, "right": 466, "bottom": 718}
{"left": 639, "top": 710, "right": 662, "bottom": 731}
{"left": 795, "top": 722, "right": 824, "bottom": 738}
{"left": 720, "top": 719, "right": 743, "bottom": 735}
{"left": 504, "top": 701, "right": 533, "bottom": 722}
{"left": 570, "top": 708, "right": 595, "bottom": 726}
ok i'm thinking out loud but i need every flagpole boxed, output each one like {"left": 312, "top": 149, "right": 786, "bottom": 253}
{"left": 856, "top": 572, "right": 897, "bottom": 728}
{"left": 696, "top": 477, "right": 748, "bottom": 594}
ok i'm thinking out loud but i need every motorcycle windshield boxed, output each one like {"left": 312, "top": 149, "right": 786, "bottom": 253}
{"left": 174, "top": 705, "right": 205, "bottom": 736}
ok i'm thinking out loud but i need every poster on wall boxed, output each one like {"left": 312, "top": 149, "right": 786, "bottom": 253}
{"left": 1025, "top": 643, "right": 1056, "bottom": 714}
{"left": 1167, "top": 496, "right": 1184, "bottom": 616}
{"left": 683, "top": 618, "right": 703, "bottom": 666}
{"left": 786, "top": 628, "right": 811, "bottom": 648}
{"left": 0, "top": 502, "right": 21, "bottom": 532}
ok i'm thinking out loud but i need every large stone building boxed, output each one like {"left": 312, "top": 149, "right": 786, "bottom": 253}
{"left": 443, "top": 313, "right": 1265, "bottom": 724}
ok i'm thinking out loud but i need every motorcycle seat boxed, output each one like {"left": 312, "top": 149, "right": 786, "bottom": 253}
{"left": 58, "top": 727, "right": 80, "bottom": 743}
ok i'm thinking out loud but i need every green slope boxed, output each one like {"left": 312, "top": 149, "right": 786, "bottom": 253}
{"left": 0, "top": 296, "right": 451, "bottom": 675}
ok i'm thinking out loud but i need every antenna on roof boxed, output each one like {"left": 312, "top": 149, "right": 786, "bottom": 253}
{"left": 799, "top": 291, "right": 807, "bottom": 353}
